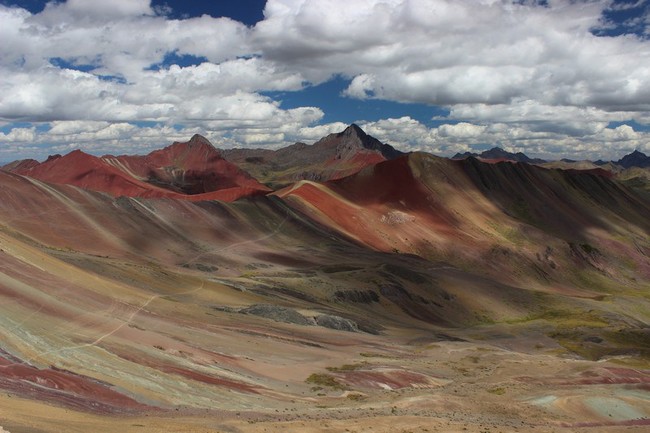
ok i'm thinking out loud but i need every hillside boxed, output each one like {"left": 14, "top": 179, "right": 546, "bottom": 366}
{"left": 1, "top": 129, "right": 649, "bottom": 432}
{"left": 5, "top": 135, "right": 270, "bottom": 202}
{"left": 279, "top": 153, "right": 650, "bottom": 294}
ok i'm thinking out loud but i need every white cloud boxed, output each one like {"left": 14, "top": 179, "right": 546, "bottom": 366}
{"left": 438, "top": 122, "right": 487, "bottom": 139}
{"left": 256, "top": 0, "right": 650, "bottom": 125}
{"left": 296, "top": 122, "right": 349, "bottom": 141}
{"left": 1, "top": 0, "right": 650, "bottom": 161}
{"left": 63, "top": 0, "right": 153, "bottom": 19}
{"left": 0, "top": 127, "right": 36, "bottom": 143}
{"left": 355, "top": 116, "right": 650, "bottom": 161}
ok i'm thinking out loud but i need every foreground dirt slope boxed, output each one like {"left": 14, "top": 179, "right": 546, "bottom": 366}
{"left": 0, "top": 154, "right": 649, "bottom": 432}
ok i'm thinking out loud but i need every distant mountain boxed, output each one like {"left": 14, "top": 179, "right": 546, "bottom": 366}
{"left": 222, "top": 124, "right": 403, "bottom": 188}
{"left": 2, "top": 158, "right": 40, "bottom": 171}
{"left": 451, "top": 151, "right": 476, "bottom": 160}
{"left": 616, "top": 150, "right": 650, "bottom": 169}
{"left": 103, "top": 134, "right": 269, "bottom": 197}
{"left": 4, "top": 134, "right": 270, "bottom": 202}
{"left": 618, "top": 166, "right": 650, "bottom": 193}
{"left": 452, "top": 147, "right": 545, "bottom": 164}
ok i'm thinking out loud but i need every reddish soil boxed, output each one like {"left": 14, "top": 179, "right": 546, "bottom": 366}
{"left": 11, "top": 150, "right": 162, "bottom": 197}
{"left": 0, "top": 354, "right": 151, "bottom": 414}
{"left": 7, "top": 135, "right": 270, "bottom": 202}
{"left": 324, "top": 151, "right": 386, "bottom": 180}
{"left": 519, "top": 367, "right": 650, "bottom": 386}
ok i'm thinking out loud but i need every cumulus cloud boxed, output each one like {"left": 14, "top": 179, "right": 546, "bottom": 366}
{"left": 258, "top": 0, "right": 650, "bottom": 110}
{"left": 1, "top": 0, "right": 649, "bottom": 160}
{"left": 355, "top": 116, "right": 650, "bottom": 161}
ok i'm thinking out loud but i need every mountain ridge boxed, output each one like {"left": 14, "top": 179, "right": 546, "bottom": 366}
{"left": 4, "top": 135, "right": 271, "bottom": 202}
{"left": 221, "top": 124, "right": 403, "bottom": 187}
{"left": 452, "top": 147, "right": 546, "bottom": 164}
{"left": 616, "top": 149, "right": 650, "bottom": 168}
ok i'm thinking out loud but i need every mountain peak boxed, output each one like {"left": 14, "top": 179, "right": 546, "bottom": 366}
{"left": 617, "top": 149, "right": 650, "bottom": 168}
{"left": 340, "top": 123, "right": 367, "bottom": 139}
{"left": 453, "top": 147, "right": 545, "bottom": 164}
{"left": 188, "top": 134, "right": 215, "bottom": 149}
{"left": 333, "top": 124, "right": 403, "bottom": 159}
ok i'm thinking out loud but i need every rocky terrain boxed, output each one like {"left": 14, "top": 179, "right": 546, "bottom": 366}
{"left": 0, "top": 125, "right": 649, "bottom": 432}
{"left": 221, "top": 124, "right": 403, "bottom": 188}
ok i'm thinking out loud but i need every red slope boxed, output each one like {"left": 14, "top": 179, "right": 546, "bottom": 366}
{"left": 104, "top": 134, "right": 269, "bottom": 195}
{"left": 276, "top": 155, "right": 462, "bottom": 253}
{"left": 10, "top": 150, "right": 166, "bottom": 198}
{"left": 277, "top": 152, "right": 650, "bottom": 289}
{"left": 8, "top": 135, "right": 270, "bottom": 202}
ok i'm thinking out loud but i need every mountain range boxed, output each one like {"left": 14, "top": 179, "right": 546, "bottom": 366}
{"left": 452, "top": 147, "right": 547, "bottom": 164}
{"left": 221, "top": 124, "right": 403, "bottom": 188}
{"left": 1, "top": 125, "right": 649, "bottom": 432}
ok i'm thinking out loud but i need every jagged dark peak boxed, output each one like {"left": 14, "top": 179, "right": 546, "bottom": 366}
{"left": 617, "top": 149, "right": 650, "bottom": 169}
{"left": 451, "top": 147, "right": 545, "bottom": 164}
{"left": 339, "top": 123, "right": 367, "bottom": 139}
{"left": 340, "top": 123, "right": 404, "bottom": 159}
{"left": 452, "top": 151, "right": 478, "bottom": 160}
{"left": 480, "top": 147, "right": 545, "bottom": 164}
{"left": 45, "top": 154, "right": 62, "bottom": 163}
{"left": 187, "top": 133, "right": 215, "bottom": 148}
{"left": 480, "top": 147, "right": 517, "bottom": 160}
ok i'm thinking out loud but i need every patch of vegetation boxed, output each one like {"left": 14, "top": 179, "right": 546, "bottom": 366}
{"left": 506, "top": 308, "right": 609, "bottom": 329}
{"left": 509, "top": 198, "right": 535, "bottom": 224}
{"left": 487, "top": 387, "right": 506, "bottom": 395}
{"left": 334, "top": 289, "right": 379, "bottom": 304}
{"left": 359, "top": 352, "right": 395, "bottom": 359}
{"left": 382, "top": 263, "right": 428, "bottom": 284}
{"left": 346, "top": 393, "right": 366, "bottom": 401}
{"left": 305, "top": 373, "right": 347, "bottom": 390}
{"left": 579, "top": 243, "right": 600, "bottom": 256}
{"left": 571, "top": 269, "right": 614, "bottom": 293}
{"left": 486, "top": 221, "right": 525, "bottom": 245}
{"left": 181, "top": 262, "right": 218, "bottom": 272}
{"left": 325, "top": 363, "right": 366, "bottom": 372}
{"left": 473, "top": 312, "right": 495, "bottom": 324}
{"left": 321, "top": 265, "right": 363, "bottom": 273}
{"left": 548, "top": 326, "right": 650, "bottom": 361}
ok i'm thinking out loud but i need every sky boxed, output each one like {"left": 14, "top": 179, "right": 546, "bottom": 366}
{"left": 0, "top": 0, "right": 649, "bottom": 162}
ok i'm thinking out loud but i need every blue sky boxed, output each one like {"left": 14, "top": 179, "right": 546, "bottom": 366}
{"left": 0, "top": 0, "right": 649, "bottom": 161}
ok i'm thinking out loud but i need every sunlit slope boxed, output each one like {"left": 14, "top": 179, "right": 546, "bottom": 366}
{"left": 279, "top": 152, "right": 650, "bottom": 295}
